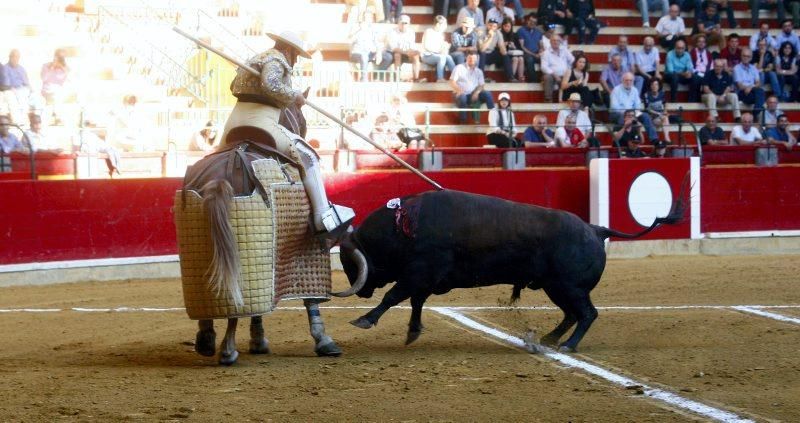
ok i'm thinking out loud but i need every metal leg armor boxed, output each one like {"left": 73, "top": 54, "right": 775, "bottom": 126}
{"left": 304, "top": 299, "right": 342, "bottom": 357}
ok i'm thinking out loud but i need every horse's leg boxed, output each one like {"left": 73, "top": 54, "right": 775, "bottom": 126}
{"left": 304, "top": 299, "right": 342, "bottom": 357}
{"left": 195, "top": 319, "right": 216, "bottom": 357}
{"left": 218, "top": 318, "right": 239, "bottom": 365}
{"left": 248, "top": 316, "right": 270, "bottom": 354}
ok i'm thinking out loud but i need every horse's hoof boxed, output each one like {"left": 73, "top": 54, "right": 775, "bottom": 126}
{"left": 315, "top": 341, "right": 342, "bottom": 357}
{"left": 350, "top": 317, "right": 374, "bottom": 329}
{"left": 405, "top": 330, "right": 422, "bottom": 345}
{"left": 557, "top": 345, "right": 575, "bottom": 353}
{"left": 218, "top": 350, "right": 239, "bottom": 366}
{"left": 195, "top": 331, "right": 216, "bottom": 357}
{"left": 249, "top": 338, "right": 270, "bottom": 355}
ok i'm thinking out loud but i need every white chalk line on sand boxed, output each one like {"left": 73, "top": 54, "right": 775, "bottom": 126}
{"left": 731, "top": 306, "right": 800, "bottom": 326}
{"left": 431, "top": 307, "right": 754, "bottom": 423}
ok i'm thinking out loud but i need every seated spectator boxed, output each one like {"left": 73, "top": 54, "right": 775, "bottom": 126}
{"left": 523, "top": 114, "right": 557, "bottom": 147}
{"left": 500, "top": 18, "right": 525, "bottom": 81}
{"left": 541, "top": 35, "right": 575, "bottom": 103}
{"left": 702, "top": 58, "right": 742, "bottom": 120}
{"left": 486, "top": 92, "right": 520, "bottom": 147}
{"left": 457, "top": 0, "right": 486, "bottom": 29}
{"left": 450, "top": 52, "right": 494, "bottom": 123}
{"left": 24, "top": 114, "right": 60, "bottom": 152}
{"left": 41, "top": 48, "right": 70, "bottom": 125}
{"left": 386, "top": 15, "right": 424, "bottom": 82}
{"left": 189, "top": 121, "right": 220, "bottom": 152}
{"left": 479, "top": 19, "right": 512, "bottom": 81}
{"left": 754, "top": 38, "right": 784, "bottom": 100}
{"left": 0, "top": 114, "right": 22, "bottom": 154}
{"left": 433, "top": 0, "right": 465, "bottom": 22}
{"left": 450, "top": 16, "right": 480, "bottom": 65}
{"left": 762, "top": 95, "right": 783, "bottom": 127}
{"left": 671, "top": 0, "right": 702, "bottom": 16}
{"left": 517, "top": 13, "right": 544, "bottom": 82}
{"left": 775, "top": 19, "right": 800, "bottom": 54}
{"left": 730, "top": 112, "right": 764, "bottom": 144}
{"left": 422, "top": 16, "right": 456, "bottom": 82}
{"left": 568, "top": 0, "right": 600, "bottom": 44}
{"left": 665, "top": 40, "right": 701, "bottom": 102}
{"left": 486, "top": 0, "right": 515, "bottom": 23}
{"left": 644, "top": 79, "right": 672, "bottom": 142}
{"left": 776, "top": 41, "right": 799, "bottom": 101}
{"left": 720, "top": 33, "right": 742, "bottom": 70}
{"left": 749, "top": 23, "right": 779, "bottom": 52}
{"left": 694, "top": 3, "right": 726, "bottom": 49}
{"left": 349, "top": 9, "right": 392, "bottom": 81}
{"left": 555, "top": 114, "right": 589, "bottom": 147}
{"left": 608, "top": 36, "right": 636, "bottom": 70}
{"left": 346, "top": 0, "right": 385, "bottom": 24}
{"left": 1, "top": 49, "right": 31, "bottom": 125}
{"left": 78, "top": 119, "right": 122, "bottom": 177}
{"left": 613, "top": 109, "right": 648, "bottom": 157}
{"left": 765, "top": 114, "right": 797, "bottom": 150}
{"left": 610, "top": 73, "right": 660, "bottom": 142}
{"left": 750, "top": 0, "right": 784, "bottom": 29}
{"left": 383, "top": 0, "right": 403, "bottom": 23}
{"left": 560, "top": 56, "right": 593, "bottom": 107}
{"left": 703, "top": 0, "right": 737, "bottom": 28}
{"left": 653, "top": 139, "right": 669, "bottom": 157}
{"left": 635, "top": 36, "right": 663, "bottom": 95}
{"left": 699, "top": 114, "right": 729, "bottom": 145}
{"left": 655, "top": 5, "right": 686, "bottom": 51}
{"left": 483, "top": 0, "right": 525, "bottom": 21}
{"left": 733, "top": 48, "right": 767, "bottom": 121}
{"left": 690, "top": 35, "right": 713, "bottom": 79}
{"left": 370, "top": 113, "right": 405, "bottom": 149}
{"left": 111, "top": 94, "right": 151, "bottom": 152}
{"left": 600, "top": 53, "right": 627, "bottom": 106}
{"left": 557, "top": 93, "right": 593, "bottom": 133}
{"left": 537, "top": 0, "right": 571, "bottom": 35}
{"left": 637, "top": 0, "right": 668, "bottom": 27}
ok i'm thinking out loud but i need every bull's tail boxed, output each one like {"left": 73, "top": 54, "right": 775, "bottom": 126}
{"left": 201, "top": 180, "right": 243, "bottom": 308}
{"left": 593, "top": 173, "right": 691, "bottom": 241}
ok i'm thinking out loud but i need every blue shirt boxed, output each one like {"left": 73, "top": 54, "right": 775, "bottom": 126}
{"left": 666, "top": 50, "right": 693, "bottom": 73}
{"left": 451, "top": 28, "right": 479, "bottom": 52}
{"left": 733, "top": 63, "right": 760, "bottom": 87}
{"left": 0, "top": 63, "right": 29, "bottom": 88}
{"left": 523, "top": 127, "right": 554, "bottom": 143}
{"left": 765, "top": 127, "right": 789, "bottom": 142}
{"left": 0, "top": 133, "right": 23, "bottom": 154}
{"left": 610, "top": 85, "right": 642, "bottom": 114}
{"left": 608, "top": 46, "right": 636, "bottom": 69}
{"left": 775, "top": 31, "right": 800, "bottom": 57}
{"left": 516, "top": 26, "right": 543, "bottom": 54}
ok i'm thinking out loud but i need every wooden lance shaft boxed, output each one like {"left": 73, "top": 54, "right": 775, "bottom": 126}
{"left": 172, "top": 26, "right": 444, "bottom": 191}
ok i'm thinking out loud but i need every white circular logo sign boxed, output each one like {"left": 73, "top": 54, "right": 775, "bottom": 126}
{"left": 627, "top": 172, "right": 673, "bottom": 227}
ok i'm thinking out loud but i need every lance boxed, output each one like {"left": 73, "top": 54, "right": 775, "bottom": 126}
{"left": 173, "top": 26, "right": 444, "bottom": 191}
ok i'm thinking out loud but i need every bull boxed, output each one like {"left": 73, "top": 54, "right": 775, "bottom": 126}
{"left": 332, "top": 189, "right": 685, "bottom": 352}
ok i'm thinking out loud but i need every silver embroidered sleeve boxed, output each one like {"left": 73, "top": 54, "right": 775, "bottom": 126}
{"left": 260, "top": 58, "right": 299, "bottom": 107}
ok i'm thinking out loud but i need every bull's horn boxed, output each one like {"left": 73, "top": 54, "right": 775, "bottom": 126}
{"left": 331, "top": 247, "right": 368, "bottom": 297}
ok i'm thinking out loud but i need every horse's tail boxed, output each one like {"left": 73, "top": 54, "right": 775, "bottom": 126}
{"left": 201, "top": 180, "right": 243, "bottom": 308}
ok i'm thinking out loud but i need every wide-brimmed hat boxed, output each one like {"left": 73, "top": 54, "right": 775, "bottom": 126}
{"left": 461, "top": 16, "right": 475, "bottom": 28}
{"left": 266, "top": 30, "right": 311, "bottom": 59}
{"left": 568, "top": 93, "right": 582, "bottom": 102}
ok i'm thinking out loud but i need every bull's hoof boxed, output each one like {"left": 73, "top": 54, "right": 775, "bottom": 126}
{"left": 315, "top": 340, "right": 342, "bottom": 357}
{"left": 405, "top": 330, "right": 422, "bottom": 345}
{"left": 557, "top": 345, "right": 575, "bottom": 353}
{"left": 350, "top": 317, "right": 374, "bottom": 329}
{"left": 249, "top": 338, "right": 271, "bottom": 355}
{"left": 195, "top": 331, "right": 216, "bottom": 357}
{"left": 540, "top": 335, "right": 560, "bottom": 347}
{"left": 218, "top": 350, "right": 239, "bottom": 366}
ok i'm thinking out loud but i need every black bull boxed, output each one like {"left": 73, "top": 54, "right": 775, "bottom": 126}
{"left": 338, "top": 189, "right": 685, "bottom": 352}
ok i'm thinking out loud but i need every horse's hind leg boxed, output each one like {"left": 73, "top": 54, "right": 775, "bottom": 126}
{"left": 219, "top": 318, "right": 239, "bottom": 365}
{"left": 195, "top": 319, "right": 216, "bottom": 357}
{"left": 248, "top": 316, "right": 270, "bottom": 354}
{"left": 304, "top": 299, "right": 342, "bottom": 357}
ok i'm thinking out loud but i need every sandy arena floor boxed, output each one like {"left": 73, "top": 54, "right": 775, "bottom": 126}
{"left": 0, "top": 255, "right": 798, "bottom": 422}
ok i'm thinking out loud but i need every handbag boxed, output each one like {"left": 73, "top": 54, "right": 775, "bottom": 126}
{"left": 397, "top": 127, "right": 426, "bottom": 145}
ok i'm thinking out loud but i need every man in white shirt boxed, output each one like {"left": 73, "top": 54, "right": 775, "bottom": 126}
{"left": 556, "top": 93, "right": 593, "bottom": 135}
{"left": 450, "top": 52, "right": 494, "bottom": 123}
{"left": 654, "top": 4, "right": 685, "bottom": 50}
{"left": 730, "top": 112, "right": 764, "bottom": 144}
{"left": 540, "top": 35, "right": 574, "bottom": 103}
{"left": 386, "top": 15, "right": 424, "bottom": 82}
{"left": 486, "top": 0, "right": 515, "bottom": 24}
{"left": 554, "top": 114, "right": 590, "bottom": 147}
{"left": 749, "top": 23, "right": 778, "bottom": 52}
{"left": 610, "top": 72, "right": 660, "bottom": 142}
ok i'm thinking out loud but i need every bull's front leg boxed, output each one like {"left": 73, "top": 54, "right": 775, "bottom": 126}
{"left": 195, "top": 319, "right": 216, "bottom": 357}
{"left": 405, "top": 293, "right": 431, "bottom": 345}
{"left": 351, "top": 283, "right": 413, "bottom": 329}
{"left": 304, "top": 299, "right": 342, "bottom": 357}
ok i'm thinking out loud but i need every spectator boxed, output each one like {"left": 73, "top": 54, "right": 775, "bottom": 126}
{"left": 749, "top": 23, "right": 779, "bottom": 52}
{"left": 754, "top": 38, "right": 784, "bottom": 100}
{"left": 386, "top": 15, "right": 424, "bottom": 82}
{"left": 638, "top": 0, "right": 669, "bottom": 27}
{"left": 422, "top": 15, "right": 456, "bottom": 82}
{"left": 541, "top": 35, "right": 575, "bottom": 103}
{"left": 450, "top": 52, "right": 494, "bottom": 123}
{"left": 433, "top": 0, "right": 465, "bottom": 22}
{"left": 644, "top": 79, "right": 672, "bottom": 142}
{"left": 704, "top": 0, "right": 737, "bottom": 28}
{"left": 486, "top": 92, "right": 519, "bottom": 147}
{"left": 346, "top": 0, "right": 385, "bottom": 24}
{"left": 608, "top": 36, "right": 636, "bottom": 71}
{"left": 555, "top": 114, "right": 589, "bottom": 147}
{"left": 690, "top": 35, "right": 713, "bottom": 78}
{"left": 694, "top": 3, "right": 726, "bottom": 49}
{"left": 568, "top": 0, "right": 600, "bottom": 44}
{"left": 733, "top": 48, "right": 767, "bottom": 121}
{"left": 189, "top": 121, "right": 220, "bottom": 152}
{"left": 655, "top": 5, "right": 686, "bottom": 50}
{"left": 111, "top": 95, "right": 151, "bottom": 152}
{"left": 557, "top": 92, "right": 593, "bottom": 134}
{"left": 1, "top": 49, "right": 31, "bottom": 124}
{"left": 486, "top": 0, "right": 515, "bottom": 23}
{"left": 450, "top": 16, "right": 480, "bottom": 65}
{"left": 635, "top": 36, "right": 663, "bottom": 95}
{"left": 776, "top": 41, "right": 799, "bottom": 101}
{"left": 537, "top": 0, "right": 571, "bottom": 35}
{"left": 613, "top": 109, "right": 648, "bottom": 157}
{"left": 665, "top": 40, "right": 701, "bottom": 102}
{"left": 457, "top": 0, "right": 486, "bottom": 29}
{"left": 762, "top": 95, "right": 783, "bottom": 127}
{"left": 541, "top": 22, "right": 569, "bottom": 53}
{"left": 370, "top": 113, "right": 405, "bottom": 149}
{"left": 729, "top": 112, "right": 764, "bottom": 144}
{"left": 720, "top": 33, "right": 742, "bottom": 70}
{"left": 750, "top": 0, "right": 784, "bottom": 29}
{"left": 78, "top": 119, "right": 122, "bottom": 177}
{"left": 481, "top": 0, "right": 524, "bottom": 20}
{"left": 600, "top": 54, "right": 627, "bottom": 106}
{"left": 765, "top": 114, "right": 797, "bottom": 150}
{"left": 653, "top": 139, "right": 669, "bottom": 157}
{"left": 775, "top": 19, "right": 800, "bottom": 53}
{"left": 41, "top": 48, "right": 70, "bottom": 125}
{"left": 500, "top": 18, "right": 525, "bottom": 81}
{"left": 560, "top": 56, "right": 594, "bottom": 107}
{"left": 523, "top": 114, "right": 557, "bottom": 147}
{"left": 517, "top": 13, "right": 544, "bottom": 82}
{"left": 702, "top": 58, "right": 742, "bottom": 120}
{"left": 610, "top": 72, "right": 660, "bottom": 142}
{"left": 479, "top": 19, "right": 512, "bottom": 81}
{"left": 24, "top": 114, "right": 59, "bottom": 152}
{"left": 385, "top": 94, "right": 418, "bottom": 132}
{"left": 349, "top": 9, "right": 392, "bottom": 81}
{"left": 699, "top": 114, "right": 729, "bottom": 145}
{"left": 0, "top": 115, "right": 22, "bottom": 154}
{"left": 383, "top": 0, "right": 404, "bottom": 23}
